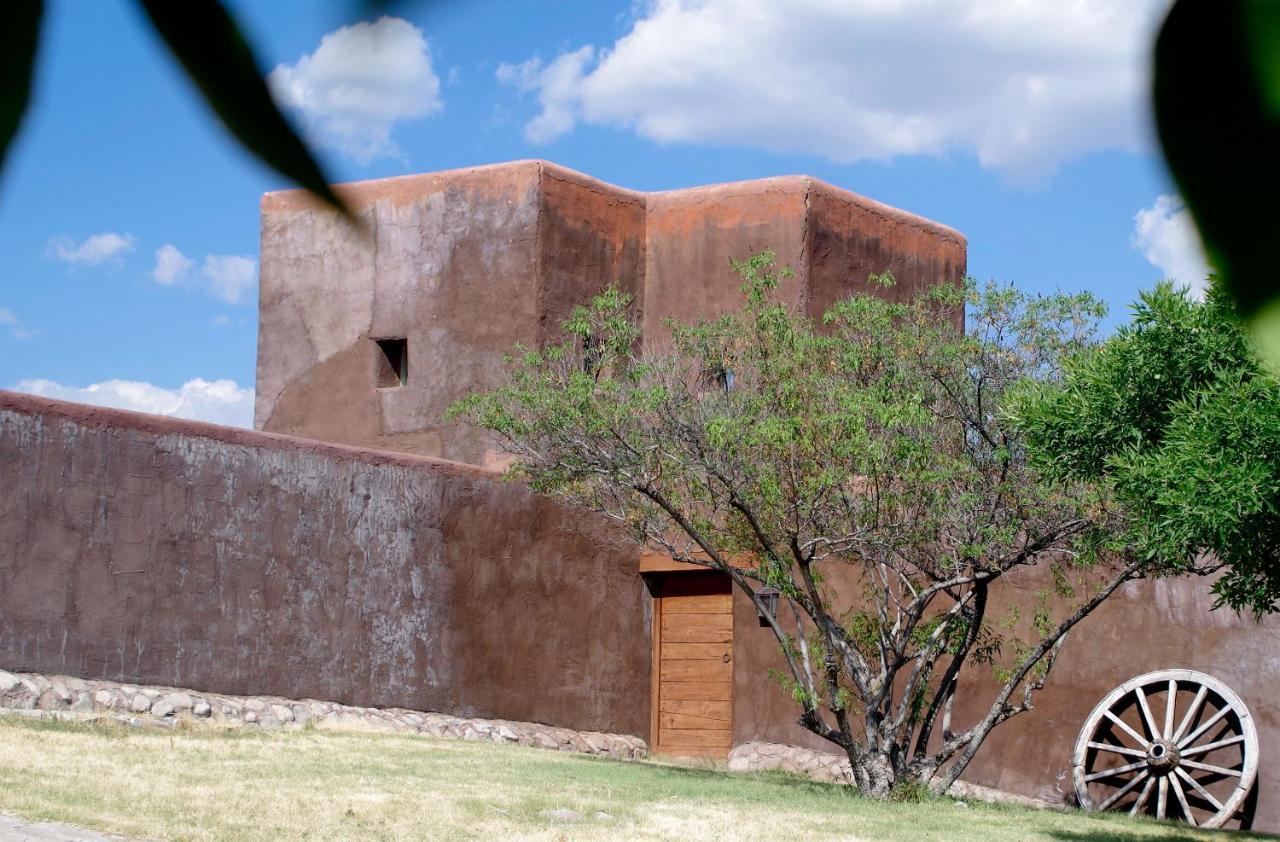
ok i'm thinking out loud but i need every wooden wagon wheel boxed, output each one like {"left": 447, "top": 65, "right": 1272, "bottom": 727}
{"left": 1073, "top": 669, "right": 1258, "bottom": 828}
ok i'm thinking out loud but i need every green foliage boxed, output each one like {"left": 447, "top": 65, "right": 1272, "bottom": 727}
{"left": 1154, "top": 0, "right": 1280, "bottom": 368}
{"left": 0, "top": 0, "right": 349, "bottom": 218}
{"left": 888, "top": 778, "right": 933, "bottom": 803}
{"left": 1015, "top": 281, "right": 1280, "bottom": 614}
{"left": 453, "top": 250, "right": 1137, "bottom": 794}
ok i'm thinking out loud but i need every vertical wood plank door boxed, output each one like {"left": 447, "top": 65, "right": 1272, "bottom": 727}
{"left": 653, "top": 573, "right": 733, "bottom": 757}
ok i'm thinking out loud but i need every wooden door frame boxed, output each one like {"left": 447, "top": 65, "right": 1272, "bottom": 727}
{"left": 646, "top": 568, "right": 734, "bottom": 756}
{"left": 649, "top": 582, "right": 663, "bottom": 749}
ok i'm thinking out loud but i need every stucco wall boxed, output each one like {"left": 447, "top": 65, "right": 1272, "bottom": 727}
{"left": 0, "top": 390, "right": 651, "bottom": 736}
{"left": 256, "top": 161, "right": 966, "bottom": 466}
{"left": 5, "top": 386, "right": 1277, "bottom": 826}
{"left": 805, "top": 180, "right": 966, "bottom": 321}
{"left": 255, "top": 161, "right": 648, "bottom": 469}
{"left": 641, "top": 178, "right": 811, "bottom": 344}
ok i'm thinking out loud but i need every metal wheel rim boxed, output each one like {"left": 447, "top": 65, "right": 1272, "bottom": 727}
{"left": 1073, "top": 669, "right": 1258, "bottom": 829}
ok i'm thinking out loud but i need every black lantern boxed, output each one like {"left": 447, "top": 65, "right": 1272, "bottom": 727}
{"left": 756, "top": 587, "right": 780, "bottom": 626}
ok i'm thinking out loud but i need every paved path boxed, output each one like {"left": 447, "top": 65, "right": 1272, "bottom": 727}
{"left": 0, "top": 814, "right": 136, "bottom": 842}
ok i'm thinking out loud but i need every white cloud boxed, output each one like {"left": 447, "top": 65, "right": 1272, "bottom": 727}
{"left": 0, "top": 307, "right": 39, "bottom": 340}
{"left": 497, "top": 0, "right": 1168, "bottom": 182}
{"left": 1132, "top": 194, "right": 1212, "bottom": 297}
{"left": 150, "top": 244, "right": 256, "bottom": 304}
{"left": 152, "top": 244, "right": 194, "bottom": 285}
{"left": 15, "top": 377, "right": 255, "bottom": 428}
{"left": 268, "top": 16, "right": 443, "bottom": 164}
{"left": 200, "top": 255, "right": 257, "bottom": 304}
{"left": 498, "top": 47, "right": 595, "bottom": 144}
{"left": 46, "top": 232, "right": 135, "bottom": 265}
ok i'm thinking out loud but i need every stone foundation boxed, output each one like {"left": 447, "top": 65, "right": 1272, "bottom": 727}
{"left": 727, "top": 741, "right": 853, "bottom": 783}
{"left": 727, "top": 741, "right": 1059, "bottom": 810}
{"left": 0, "top": 668, "right": 647, "bottom": 761}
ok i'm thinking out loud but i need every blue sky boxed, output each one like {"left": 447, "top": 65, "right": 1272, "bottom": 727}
{"left": 0, "top": 0, "right": 1206, "bottom": 427}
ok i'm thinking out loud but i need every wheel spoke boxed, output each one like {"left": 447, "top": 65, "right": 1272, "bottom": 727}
{"left": 1136, "top": 686, "right": 1160, "bottom": 740}
{"left": 1099, "top": 771, "right": 1149, "bottom": 811}
{"left": 1181, "top": 734, "right": 1245, "bottom": 758}
{"left": 1180, "top": 758, "right": 1242, "bottom": 778}
{"left": 1169, "top": 774, "right": 1197, "bottom": 826}
{"left": 1175, "top": 767, "right": 1224, "bottom": 811}
{"left": 1104, "top": 710, "right": 1150, "bottom": 748}
{"left": 1178, "top": 698, "right": 1228, "bottom": 749}
{"left": 1156, "top": 776, "right": 1169, "bottom": 819}
{"left": 1130, "top": 776, "right": 1156, "bottom": 816}
{"left": 1172, "top": 685, "right": 1207, "bottom": 743}
{"left": 1164, "top": 679, "right": 1177, "bottom": 739}
{"left": 1085, "top": 759, "right": 1147, "bottom": 783}
{"left": 1087, "top": 741, "right": 1145, "bottom": 759}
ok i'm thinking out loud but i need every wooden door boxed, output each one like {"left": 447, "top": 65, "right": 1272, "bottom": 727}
{"left": 652, "top": 573, "right": 733, "bottom": 757}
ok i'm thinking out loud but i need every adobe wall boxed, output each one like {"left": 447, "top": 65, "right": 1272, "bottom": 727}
{"left": 257, "top": 161, "right": 966, "bottom": 465}
{"left": 5, "top": 385, "right": 1277, "bottom": 825}
{"left": 538, "top": 164, "right": 647, "bottom": 344}
{"left": 641, "top": 178, "right": 810, "bottom": 344}
{"left": 0, "top": 390, "right": 651, "bottom": 736}
{"left": 255, "top": 161, "right": 647, "bottom": 469}
{"left": 804, "top": 181, "right": 966, "bottom": 322}
{"left": 728, "top": 563, "right": 1280, "bottom": 829}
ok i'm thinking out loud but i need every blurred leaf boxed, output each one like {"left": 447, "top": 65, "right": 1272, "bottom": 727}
{"left": 1153, "top": 0, "right": 1280, "bottom": 368}
{"left": 136, "top": 0, "right": 354, "bottom": 221}
{"left": 0, "top": 0, "right": 43, "bottom": 178}
{"left": 352, "top": 0, "right": 457, "bottom": 25}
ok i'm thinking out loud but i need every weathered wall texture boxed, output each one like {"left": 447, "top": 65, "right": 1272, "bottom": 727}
{"left": 4, "top": 385, "right": 1278, "bottom": 826}
{"left": 256, "top": 161, "right": 648, "bottom": 469}
{"left": 257, "top": 161, "right": 965, "bottom": 466}
{"left": 727, "top": 563, "right": 1280, "bottom": 829}
{"left": 0, "top": 390, "right": 650, "bottom": 737}
{"left": 641, "top": 178, "right": 811, "bottom": 342}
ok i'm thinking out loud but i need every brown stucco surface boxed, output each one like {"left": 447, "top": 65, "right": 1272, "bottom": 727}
{"left": 805, "top": 181, "right": 966, "bottom": 321}
{"left": 0, "top": 389, "right": 650, "bottom": 736}
{"left": 257, "top": 160, "right": 966, "bottom": 464}
{"left": 4, "top": 381, "right": 1278, "bottom": 827}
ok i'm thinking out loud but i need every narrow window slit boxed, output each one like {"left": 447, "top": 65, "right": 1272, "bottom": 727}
{"left": 375, "top": 338, "right": 407, "bottom": 388}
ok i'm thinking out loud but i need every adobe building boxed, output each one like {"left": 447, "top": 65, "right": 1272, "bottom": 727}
{"left": 255, "top": 160, "right": 964, "bottom": 466}
{"left": 2, "top": 161, "right": 1278, "bottom": 828}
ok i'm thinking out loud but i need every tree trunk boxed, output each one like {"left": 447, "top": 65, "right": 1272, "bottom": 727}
{"left": 849, "top": 749, "right": 896, "bottom": 798}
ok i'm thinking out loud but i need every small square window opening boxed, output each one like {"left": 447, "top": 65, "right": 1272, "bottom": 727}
{"left": 375, "top": 338, "right": 408, "bottom": 388}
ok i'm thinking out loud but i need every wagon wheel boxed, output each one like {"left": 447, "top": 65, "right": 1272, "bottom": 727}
{"left": 1073, "top": 669, "right": 1258, "bottom": 829}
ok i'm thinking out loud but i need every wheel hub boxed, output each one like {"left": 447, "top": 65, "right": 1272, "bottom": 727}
{"left": 1146, "top": 738, "right": 1180, "bottom": 775}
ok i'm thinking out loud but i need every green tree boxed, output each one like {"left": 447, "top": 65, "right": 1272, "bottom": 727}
{"left": 450, "top": 253, "right": 1167, "bottom": 797}
{"left": 1014, "top": 281, "right": 1280, "bottom": 616}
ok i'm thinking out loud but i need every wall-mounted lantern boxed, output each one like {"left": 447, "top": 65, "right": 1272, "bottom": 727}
{"left": 756, "top": 587, "right": 780, "bottom": 627}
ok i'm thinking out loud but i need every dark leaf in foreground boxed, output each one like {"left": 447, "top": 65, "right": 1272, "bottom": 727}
{"left": 137, "top": 0, "right": 353, "bottom": 220}
{"left": 1154, "top": 0, "right": 1280, "bottom": 364}
{"left": 0, "top": 0, "right": 43, "bottom": 180}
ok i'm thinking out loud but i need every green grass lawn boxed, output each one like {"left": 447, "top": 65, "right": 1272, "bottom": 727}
{"left": 0, "top": 714, "right": 1262, "bottom": 841}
